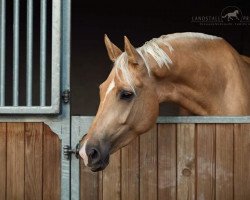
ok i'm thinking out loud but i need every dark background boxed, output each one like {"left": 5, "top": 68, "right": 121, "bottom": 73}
{"left": 2, "top": 0, "right": 250, "bottom": 115}
{"left": 71, "top": 0, "right": 250, "bottom": 115}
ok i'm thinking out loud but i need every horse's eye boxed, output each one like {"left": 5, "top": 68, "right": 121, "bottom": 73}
{"left": 120, "top": 90, "right": 134, "bottom": 101}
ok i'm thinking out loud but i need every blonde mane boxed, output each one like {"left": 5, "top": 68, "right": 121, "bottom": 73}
{"left": 114, "top": 32, "right": 220, "bottom": 91}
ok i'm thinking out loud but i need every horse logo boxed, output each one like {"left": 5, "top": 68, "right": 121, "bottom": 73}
{"left": 221, "top": 6, "right": 243, "bottom": 22}
{"left": 222, "top": 10, "right": 239, "bottom": 21}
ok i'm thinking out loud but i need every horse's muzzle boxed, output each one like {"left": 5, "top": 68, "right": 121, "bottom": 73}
{"left": 80, "top": 137, "right": 110, "bottom": 172}
{"left": 90, "top": 155, "right": 110, "bottom": 172}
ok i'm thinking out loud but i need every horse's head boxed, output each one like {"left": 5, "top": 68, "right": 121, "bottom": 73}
{"left": 79, "top": 35, "right": 160, "bottom": 171}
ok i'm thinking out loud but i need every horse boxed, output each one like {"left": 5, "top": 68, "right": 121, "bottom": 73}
{"left": 79, "top": 32, "right": 250, "bottom": 172}
{"left": 222, "top": 10, "right": 240, "bottom": 21}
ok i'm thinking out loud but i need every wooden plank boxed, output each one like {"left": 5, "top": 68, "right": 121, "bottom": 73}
{"left": 6, "top": 123, "right": 25, "bottom": 200}
{"left": 196, "top": 124, "right": 216, "bottom": 199}
{"left": 140, "top": 125, "right": 157, "bottom": 200}
{"left": 0, "top": 123, "right": 6, "bottom": 200}
{"left": 43, "top": 124, "right": 61, "bottom": 200}
{"left": 25, "top": 123, "right": 43, "bottom": 200}
{"left": 215, "top": 124, "right": 234, "bottom": 200}
{"left": 103, "top": 150, "right": 121, "bottom": 200}
{"left": 99, "top": 171, "right": 103, "bottom": 200}
{"left": 177, "top": 124, "right": 195, "bottom": 200}
{"left": 80, "top": 159, "right": 99, "bottom": 200}
{"left": 121, "top": 137, "right": 139, "bottom": 200}
{"left": 158, "top": 124, "right": 176, "bottom": 200}
{"left": 234, "top": 124, "right": 250, "bottom": 200}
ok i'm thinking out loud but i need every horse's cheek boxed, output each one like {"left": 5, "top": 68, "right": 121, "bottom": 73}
{"left": 135, "top": 99, "right": 159, "bottom": 133}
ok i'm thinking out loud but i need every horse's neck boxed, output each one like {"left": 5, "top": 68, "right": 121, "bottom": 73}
{"left": 155, "top": 39, "right": 250, "bottom": 115}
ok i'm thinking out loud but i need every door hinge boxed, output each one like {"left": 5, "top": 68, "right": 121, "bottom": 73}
{"left": 63, "top": 143, "right": 80, "bottom": 160}
{"left": 62, "top": 89, "right": 70, "bottom": 103}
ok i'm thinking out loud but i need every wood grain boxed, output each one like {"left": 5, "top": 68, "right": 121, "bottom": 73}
{"left": 43, "top": 124, "right": 61, "bottom": 200}
{"left": 6, "top": 123, "right": 25, "bottom": 200}
{"left": 102, "top": 150, "right": 121, "bottom": 200}
{"left": 196, "top": 124, "right": 216, "bottom": 200}
{"left": 121, "top": 137, "right": 139, "bottom": 200}
{"left": 0, "top": 123, "right": 6, "bottom": 200}
{"left": 98, "top": 171, "right": 103, "bottom": 200}
{"left": 80, "top": 159, "right": 99, "bottom": 200}
{"left": 234, "top": 124, "right": 250, "bottom": 200}
{"left": 139, "top": 125, "right": 157, "bottom": 200}
{"left": 215, "top": 124, "right": 234, "bottom": 200}
{"left": 25, "top": 123, "right": 43, "bottom": 200}
{"left": 158, "top": 124, "right": 176, "bottom": 200}
{"left": 177, "top": 124, "right": 195, "bottom": 200}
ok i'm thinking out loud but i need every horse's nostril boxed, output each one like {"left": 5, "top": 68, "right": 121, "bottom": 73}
{"left": 88, "top": 148, "right": 100, "bottom": 164}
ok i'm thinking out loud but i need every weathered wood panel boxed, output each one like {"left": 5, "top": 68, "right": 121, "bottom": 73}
{"left": 140, "top": 125, "right": 158, "bottom": 200}
{"left": 121, "top": 137, "right": 139, "bottom": 200}
{"left": 234, "top": 124, "right": 250, "bottom": 200}
{"left": 80, "top": 123, "right": 250, "bottom": 200}
{"left": 0, "top": 123, "right": 6, "bottom": 200}
{"left": 196, "top": 124, "right": 216, "bottom": 199}
{"left": 25, "top": 123, "right": 43, "bottom": 200}
{"left": 215, "top": 124, "right": 234, "bottom": 200}
{"left": 177, "top": 124, "right": 195, "bottom": 200}
{"left": 80, "top": 159, "right": 100, "bottom": 200}
{"left": 98, "top": 171, "right": 103, "bottom": 200}
{"left": 43, "top": 125, "right": 61, "bottom": 200}
{"left": 7, "top": 123, "right": 25, "bottom": 200}
{"left": 158, "top": 124, "right": 176, "bottom": 200}
{"left": 103, "top": 151, "right": 121, "bottom": 200}
{"left": 0, "top": 123, "right": 61, "bottom": 200}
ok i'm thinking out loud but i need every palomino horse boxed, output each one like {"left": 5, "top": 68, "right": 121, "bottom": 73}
{"left": 79, "top": 32, "right": 250, "bottom": 171}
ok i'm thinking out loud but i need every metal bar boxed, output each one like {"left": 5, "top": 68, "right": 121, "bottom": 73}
{"left": 13, "top": 0, "right": 20, "bottom": 106}
{"left": 157, "top": 116, "right": 250, "bottom": 123}
{"left": 40, "top": 0, "right": 46, "bottom": 106}
{"left": 0, "top": 115, "right": 64, "bottom": 123}
{"left": 0, "top": 0, "right": 6, "bottom": 106}
{"left": 71, "top": 117, "right": 92, "bottom": 200}
{"left": 71, "top": 117, "right": 81, "bottom": 200}
{"left": 0, "top": 115, "right": 249, "bottom": 124}
{"left": 61, "top": 0, "right": 71, "bottom": 199}
{"left": 26, "top": 0, "right": 33, "bottom": 106}
{"left": 51, "top": 0, "right": 61, "bottom": 112}
{"left": 70, "top": 116, "right": 250, "bottom": 125}
{"left": 0, "top": 106, "right": 59, "bottom": 114}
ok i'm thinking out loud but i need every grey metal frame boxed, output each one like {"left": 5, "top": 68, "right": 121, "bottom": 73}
{"left": 156, "top": 116, "right": 250, "bottom": 123}
{"left": 0, "top": 0, "right": 61, "bottom": 114}
{"left": 71, "top": 117, "right": 94, "bottom": 200}
{"left": 71, "top": 116, "right": 250, "bottom": 125}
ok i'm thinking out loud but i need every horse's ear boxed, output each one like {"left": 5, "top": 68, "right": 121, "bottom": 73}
{"left": 104, "top": 34, "right": 122, "bottom": 62}
{"left": 124, "top": 36, "right": 140, "bottom": 64}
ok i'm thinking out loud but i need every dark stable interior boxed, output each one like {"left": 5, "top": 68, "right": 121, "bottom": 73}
{"left": 71, "top": 0, "right": 250, "bottom": 115}
{"left": 2, "top": 0, "right": 250, "bottom": 115}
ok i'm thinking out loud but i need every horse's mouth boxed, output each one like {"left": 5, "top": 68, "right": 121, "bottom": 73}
{"left": 91, "top": 166, "right": 105, "bottom": 172}
{"left": 90, "top": 155, "right": 110, "bottom": 172}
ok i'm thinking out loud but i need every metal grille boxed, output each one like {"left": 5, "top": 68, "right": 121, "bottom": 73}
{"left": 0, "top": 0, "right": 61, "bottom": 114}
